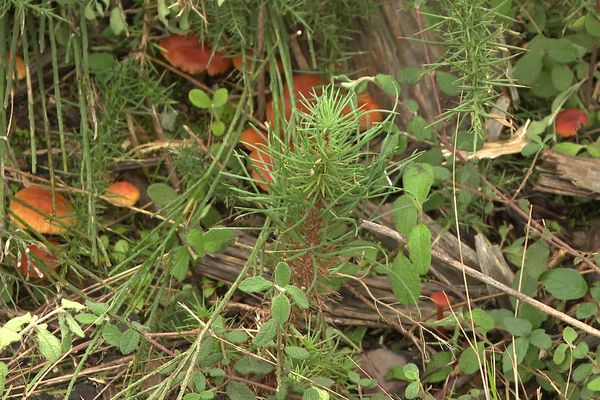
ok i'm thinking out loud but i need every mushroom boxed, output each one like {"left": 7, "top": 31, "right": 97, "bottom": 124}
{"left": 159, "top": 34, "right": 232, "bottom": 76}
{"left": 240, "top": 127, "right": 268, "bottom": 151}
{"left": 18, "top": 240, "right": 60, "bottom": 279}
{"left": 105, "top": 181, "right": 140, "bottom": 207}
{"left": 342, "top": 93, "right": 384, "bottom": 131}
{"left": 555, "top": 108, "right": 589, "bottom": 138}
{"left": 266, "top": 74, "right": 327, "bottom": 125}
{"left": 430, "top": 291, "right": 451, "bottom": 321}
{"left": 248, "top": 149, "right": 273, "bottom": 191}
{"left": 232, "top": 51, "right": 282, "bottom": 73}
{"left": 6, "top": 53, "right": 26, "bottom": 80}
{"left": 9, "top": 186, "right": 76, "bottom": 235}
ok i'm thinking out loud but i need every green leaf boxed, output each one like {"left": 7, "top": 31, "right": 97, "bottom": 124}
{"left": 553, "top": 343, "right": 568, "bottom": 364}
{"left": 189, "top": 89, "right": 212, "bottom": 109}
{"left": 0, "top": 361, "right": 7, "bottom": 392}
{"left": 88, "top": 53, "right": 117, "bottom": 74}
{"left": 459, "top": 343, "right": 484, "bottom": 375}
{"left": 587, "top": 376, "right": 600, "bottom": 391}
{"left": 119, "top": 329, "right": 140, "bottom": 355}
{"left": 547, "top": 38, "right": 580, "bottom": 63}
{"left": 147, "top": 183, "right": 178, "bottom": 207}
{"left": 405, "top": 381, "right": 420, "bottom": 399}
{"left": 4, "top": 313, "right": 32, "bottom": 332}
{"left": 390, "top": 253, "right": 421, "bottom": 305}
{"left": 186, "top": 229, "right": 206, "bottom": 258}
{"left": 212, "top": 88, "right": 229, "bottom": 107}
{"left": 573, "top": 363, "right": 593, "bottom": 383}
{"left": 563, "top": 326, "right": 578, "bottom": 344}
{"left": 392, "top": 194, "right": 418, "bottom": 236}
{"left": 375, "top": 73, "right": 401, "bottom": 96}
{"left": 576, "top": 302, "right": 598, "bottom": 319}
{"left": 102, "top": 324, "right": 122, "bottom": 347}
{"left": 285, "top": 346, "right": 309, "bottom": 360}
{"left": 425, "top": 351, "right": 453, "bottom": 383}
{"left": 271, "top": 293, "right": 291, "bottom": 325}
{"left": 224, "top": 331, "right": 249, "bottom": 344}
{"left": 303, "top": 387, "right": 329, "bottom": 400}
{"left": 193, "top": 371, "right": 207, "bottom": 392}
{"left": 171, "top": 245, "right": 190, "bottom": 282}
{"left": 552, "top": 142, "right": 584, "bottom": 156}
{"left": 502, "top": 316, "right": 532, "bottom": 337}
{"left": 407, "top": 115, "right": 432, "bottom": 141}
{"left": 61, "top": 299, "right": 85, "bottom": 312}
{"left": 529, "top": 329, "right": 551, "bottom": 349}
{"left": 211, "top": 121, "right": 226, "bottom": 137}
{"left": 585, "top": 16, "right": 600, "bottom": 37}
{"left": 466, "top": 309, "right": 495, "bottom": 335}
{"left": 404, "top": 163, "right": 434, "bottom": 204}
{"left": 226, "top": 381, "right": 257, "bottom": 400}
{"left": 285, "top": 285, "right": 309, "bottom": 309}
{"left": 0, "top": 327, "right": 22, "bottom": 351}
{"left": 234, "top": 356, "right": 274, "bottom": 375}
{"left": 204, "top": 226, "right": 236, "bottom": 253}
{"left": 75, "top": 313, "right": 100, "bottom": 325}
{"left": 551, "top": 64, "right": 574, "bottom": 91}
{"left": 573, "top": 341, "right": 588, "bottom": 359}
{"left": 274, "top": 262, "right": 292, "bottom": 287}
{"left": 397, "top": 67, "right": 423, "bottom": 84}
{"left": 403, "top": 363, "right": 419, "bottom": 381}
{"left": 86, "top": 300, "right": 109, "bottom": 316}
{"left": 502, "top": 337, "right": 529, "bottom": 372}
{"left": 513, "top": 51, "right": 542, "bottom": 85}
{"left": 36, "top": 326, "right": 62, "bottom": 363}
{"left": 436, "top": 71, "right": 460, "bottom": 96}
{"left": 239, "top": 276, "right": 273, "bottom": 293}
{"left": 408, "top": 224, "right": 432, "bottom": 275}
{"left": 109, "top": 7, "right": 126, "bottom": 36}
{"left": 542, "top": 268, "right": 588, "bottom": 300}
{"left": 64, "top": 313, "right": 85, "bottom": 338}
{"left": 252, "top": 319, "right": 276, "bottom": 347}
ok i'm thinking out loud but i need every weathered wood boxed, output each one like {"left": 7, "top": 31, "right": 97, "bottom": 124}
{"left": 536, "top": 151, "right": 600, "bottom": 198}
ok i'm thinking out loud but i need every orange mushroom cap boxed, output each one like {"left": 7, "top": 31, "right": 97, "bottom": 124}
{"left": 6, "top": 53, "right": 26, "bottom": 80}
{"left": 19, "top": 240, "right": 60, "bottom": 279}
{"left": 266, "top": 74, "right": 327, "bottom": 125}
{"left": 555, "top": 108, "right": 589, "bottom": 138}
{"left": 9, "top": 186, "right": 76, "bottom": 235}
{"left": 240, "top": 127, "right": 268, "bottom": 150}
{"left": 248, "top": 149, "right": 273, "bottom": 191}
{"left": 105, "top": 181, "right": 140, "bottom": 207}
{"left": 159, "top": 34, "right": 232, "bottom": 76}
{"left": 341, "top": 93, "right": 384, "bottom": 131}
{"left": 430, "top": 291, "right": 451, "bottom": 308}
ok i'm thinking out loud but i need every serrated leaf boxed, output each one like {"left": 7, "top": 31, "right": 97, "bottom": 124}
{"left": 375, "top": 73, "right": 400, "bottom": 96}
{"left": 271, "top": 293, "right": 291, "bottom": 325}
{"left": 224, "top": 331, "right": 249, "bottom": 344}
{"left": 186, "top": 229, "right": 206, "bottom": 258}
{"left": 252, "top": 319, "right": 276, "bottom": 347}
{"left": 0, "top": 327, "right": 22, "bottom": 351}
{"left": 86, "top": 300, "right": 109, "bottom": 316}
{"left": 392, "top": 194, "right": 418, "bottom": 236}
{"left": 4, "top": 313, "right": 32, "bottom": 332}
{"left": 61, "top": 299, "right": 86, "bottom": 312}
{"left": 408, "top": 224, "right": 431, "bottom": 275}
{"left": 171, "top": 245, "right": 190, "bottom": 282}
{"left": 212, "top": 88, "right": 228, "bottom": 107}
{"left": 403, "top": 163, "right": 434, "bottom": 204}
{"left": 502, "top": 316, "right": 532, "bottom": 337}
{"left": 109, "top": 7, "right": 126, "bottom": 36}
{"left": 204, "top": 226, "right": 235, "bottom": 253}
{"left": 189, "top": 89, "right": 212, "bottom": 109}
{"left": 529, "top": 329, "right": 551, "bottom": 349}
{"left": 274, "top": 262, "right": 291, "bottom": 287}
{"left": 458, "top": 343, "right": 484, "bottom": 375}
{"left": 513, "top": 51, "right": 542, "bottom": 85}
{"left": 436, "top": 71, "right": 460, "bottom": 96}
{"left": 226, "top": 381, "right": 257, "bottom": 400}
{"left": 147, "top": 183, "right": 178, "bottom": 207}
{"left": 102, "top": 324, "right": 121, "bottom": 346}
{"left": 234, "top": 356, "right": 273, "bottom": 375}
{"left": 119, "top": 329, "right": 140, "bottom": 355}
{"left": 389, "top": 253, "right": 421, "bottom": 305}
{"left": 64, "top": 313, "right": 85, "bottom": 338}
{"left": 285, "top": 285, "right": 309, "bottom": 309}
{"left": 193, "top": 371, "right": 207, "bottom": 392}
{"left": 542, "top": 268, "right": 588, "bottom": 300}
{"left": 285, "top": 345, "right": 309, "bottom": 360}
{"left": 36, "top": 326, "right": 62, "bottom": 363}
{"left": 239, "top": 276, "right": 273, "bottom": 293}
{"left": 466, "top": 309, "right": 495, "bottom": 335}
{"left": 75, "top": 313, "right": 100, "bottom": 325}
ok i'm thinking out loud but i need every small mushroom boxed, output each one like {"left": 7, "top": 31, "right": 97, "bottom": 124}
{"left": 9, "top": 186, "right": 76, "bottom": 235}
{"left": 430, "top": 291, "right": 451, "bottom": 321}
{"left": 159, "top": 34, "right": 232, "bottom": 76}
{"left": 555, "top": 108, "right": 589, "bottom": 138}
{"left": 105, "top": 181, "right": 140, "bottom": 207}
{"left": 18, "top": 240, "right": 60, "bottom": 279}
{"left": 266, "top": 74, "right": 327, "bottom": 125}
{"left": 240, "top": 127, "right": 268, "bottom": 151}
{"left": 248, "top": 149, "right": 273, "bottom": 191}
{"left": 6, "top": 53, "right": 26, "bottom": 80}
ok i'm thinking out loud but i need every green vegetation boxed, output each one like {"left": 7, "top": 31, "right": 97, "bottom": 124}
{"left": 1, "top": 0, "right": 600, "bottom": 399}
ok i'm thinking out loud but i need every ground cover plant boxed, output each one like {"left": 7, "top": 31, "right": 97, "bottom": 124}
{"left": 1, "top": 0, "right": 600, "bottom": 399}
